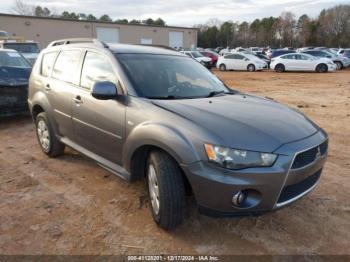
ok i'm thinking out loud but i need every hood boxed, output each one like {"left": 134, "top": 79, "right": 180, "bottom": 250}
{"left": 152, "top": 94, "right": 319, "bottom": 152}
{"left": 0, "top": 66, "right": 31, "bottom": 87}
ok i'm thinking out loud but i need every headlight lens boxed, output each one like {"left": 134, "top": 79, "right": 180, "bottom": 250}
{"left": 204, "top": 144, "right": 277, "bottom": 170}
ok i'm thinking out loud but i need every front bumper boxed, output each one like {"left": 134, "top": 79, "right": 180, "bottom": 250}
{"left": 328, "top": 64, "right": 337, "bottom": 71}
{"left": 182, "top": 130, "right": 328, "bottom": 216}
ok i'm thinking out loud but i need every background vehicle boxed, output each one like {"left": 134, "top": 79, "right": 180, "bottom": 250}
{"left": 268, "top": 49, "right": 296, "bottom": 59}
{"left": 302, "top": 49, "right": 349, "bottom": 70}
{"left": 271, "top": 53, "right": 336, "bottom": 73}
{"left": 217, "top": 52, "right": 267, "bottom": 71}
{"left": 0, "top": 49, "right": 32, "bottom": 117}
{"left": 180, "top": 50, "right": 212, "bottom": 68}
{"left": 338, "top": 48, "right": 350, "bottom": 59}
{"left": 29, "top": 39, "right": 328, "bottom": 230}
{"left": 0, "top": 31, "right": 9, "bottom": 38}
{"left": 219, "top": 48, "right": 230, "bottom": 56}
{"left": 0, "top": 40, "right": 40, "bottom": 65}
{"left": 199, "top": 50, "right": 219, "bottom": 66}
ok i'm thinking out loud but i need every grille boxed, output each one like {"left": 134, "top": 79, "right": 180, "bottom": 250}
{"left": 291, "top": 140, "right": 328, "bottom": 169}
{"left": 277, "top": 169, "right": 321, "bottom": 203}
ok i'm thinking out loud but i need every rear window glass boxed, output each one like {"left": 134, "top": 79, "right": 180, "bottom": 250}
{"left": 52, "top": 50, "right": 81, "bottom": 83}
{"left": 41, "top": 52, "right": 57, "bottom": 77}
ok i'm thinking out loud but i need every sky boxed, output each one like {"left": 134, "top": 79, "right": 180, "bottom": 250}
{"left": 2, "top": 0, "right": 349, "bottom": 26}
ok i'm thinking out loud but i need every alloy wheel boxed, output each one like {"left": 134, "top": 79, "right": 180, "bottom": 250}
{"left": 37, "top": 119, "right": 50, "bottom": 151}
{"left": 148, "top": 164, "right": 160, "bottom": 215}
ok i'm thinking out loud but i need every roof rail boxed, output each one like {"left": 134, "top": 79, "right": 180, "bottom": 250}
{"left": 47, "top": 38, "right": 109, "bottom": 48}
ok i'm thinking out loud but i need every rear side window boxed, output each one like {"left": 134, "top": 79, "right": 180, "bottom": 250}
{"left": 52, "top": 50, "right": 81, "bottom": 84}
{"left": 41, "top": 52, "right": 57, "bottom": 77}
{"left": 80, "top": 52, "right": 117, "bottom": 90}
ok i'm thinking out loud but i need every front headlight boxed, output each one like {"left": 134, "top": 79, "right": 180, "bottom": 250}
{"left": 204, "top": 144, "right": 277, "bottom": 170}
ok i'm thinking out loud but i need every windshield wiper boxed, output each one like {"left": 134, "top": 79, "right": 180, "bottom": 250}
{"left": 147, "top": 95, "right": 184, "bottom": 100}
{"left": 207, "top": 90, "right": 235, "bottom": 97}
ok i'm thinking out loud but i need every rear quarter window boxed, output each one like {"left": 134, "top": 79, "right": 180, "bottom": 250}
{"left": 41, "top": 52, "right": 57, "bottom": 77}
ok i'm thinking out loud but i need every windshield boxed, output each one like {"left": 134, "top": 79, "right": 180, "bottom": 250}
{"left": 116, "top": 54, "right": 230, "bottom": 99}
{"left": 0, "top": 51, "right": 31, "bottom": 68}
{"left": 4, "top": 43, "right": 40, "bottom": 53}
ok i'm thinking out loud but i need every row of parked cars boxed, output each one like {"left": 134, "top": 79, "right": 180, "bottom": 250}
{"left": 192, "top": 46, "right": 350, "bottom": 73}
{"left": 0, "top": 32, "right": 41, "bottom": 117}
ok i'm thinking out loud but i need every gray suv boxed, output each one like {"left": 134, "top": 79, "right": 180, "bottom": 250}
{"left": 28, "top": 38, "right": 328, "bottom": 229}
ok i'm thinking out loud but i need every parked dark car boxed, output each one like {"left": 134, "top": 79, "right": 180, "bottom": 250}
{"left": 269, "top": 49, "right": 296, "bottom": 59}
{"left": 254, "top": 53, "right": 271, "bottom": 67}
{"left": 0, "top": 49, "right": 32, "bottom": 117}
{"left": 200, "top": 50, "right": 219, "bottom": 66}
{"left": 28, "top": 38, "right": 328, "bottom": 230}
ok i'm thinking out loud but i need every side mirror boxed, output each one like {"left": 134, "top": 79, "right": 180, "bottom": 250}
{"left": 326, "top": 55, "right": 331, "bottom": 58}
{"left": 91, "top": 81, "right": 119, "bottom": 100}
{"left": 244, "top": 58, "right": 249, "bottom": 61}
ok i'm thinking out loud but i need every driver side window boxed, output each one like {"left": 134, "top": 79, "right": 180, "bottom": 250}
{"left": 80, "top": 51, "right": 117, "bottom": 90}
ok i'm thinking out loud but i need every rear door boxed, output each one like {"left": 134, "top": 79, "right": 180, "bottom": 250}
{"left": 46, "top": 49, "right": 82, "bottom": 139}
{"left": 72, "top": 51, "right": 125, "bottom": 164}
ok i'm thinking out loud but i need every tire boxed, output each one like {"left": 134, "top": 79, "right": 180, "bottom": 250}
{"left": 335, "top": 61, "right": 343, "bottom": 70}
{"left": 316, "top": 63, "right": 328, "bottom": 73}
{"left": 147, "top": 150, "right": 185, "bottom": 230}
{"left": 35, "top": 112, "right": 65, "bottom": 157}
{"left": 275, "top": 64, "right": 285, "bottom": 73}
{"left": 247, "top": 64, "right": 255, "bottom": 72}
{"left": 219, "top": 64, "right": 226, "bottom": 71}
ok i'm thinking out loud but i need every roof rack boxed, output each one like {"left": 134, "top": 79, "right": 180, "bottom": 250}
{"left": 47, "top": 38, "right": 109, "bottom": 48}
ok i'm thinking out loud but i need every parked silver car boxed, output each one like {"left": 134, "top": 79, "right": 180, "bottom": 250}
{"left": 28, "top": 38, "right": 328, "bottom": 229}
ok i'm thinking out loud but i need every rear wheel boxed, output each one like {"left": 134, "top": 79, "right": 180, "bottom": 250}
{"left": 219, "top": 64, "right": 226, "bottom": 71}
{"left": 35, "top": 112, "right": 65, "bottom": 157}
{"left": 335, "top": 61, "right": 342, "bottom": 70}
{"left": 275, "top": 64, "right": 285, "bottom": 73}
{"left": 247, "top": 64, "right": 255, "bottom": 72}
{"left": 147, "top": 150, "right": 185, "bottom": 230}
{"left": 316, "top": 63, "right": 328, "bottom": 73}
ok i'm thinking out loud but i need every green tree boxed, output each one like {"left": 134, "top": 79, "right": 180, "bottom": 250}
{"left": 99, "top": 14, "right": 112, "bottom": 22}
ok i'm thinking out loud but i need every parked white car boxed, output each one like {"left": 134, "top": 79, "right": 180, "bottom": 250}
{"left": 180, "top": 51, "right": 212, "bottom": 68}
{"left": 271, "top": 53, "right": 336, "bottom": 73}
{"left": 217, "top": 52, "right": 267, "bottom": 71}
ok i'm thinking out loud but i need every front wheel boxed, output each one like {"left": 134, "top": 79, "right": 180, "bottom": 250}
{"left": 335, "top": 61, "right": 342, "bottom": 70}
{"left": 219, "top": 64, "right": 226, "bottom": 71}
{"left": 147, "top": 151, "right": 186, "bottom": 230}
{"left": 316, "top": 63, "right": 328, "bottom": 73}
{"left": 275, "top": 64, "right": 285, "bottom": 73}
{"left": 35, "top": 112, "right": 65, "bottom": 157}
{"left": 247, "top": 64, "right": 255, "bottom": 72}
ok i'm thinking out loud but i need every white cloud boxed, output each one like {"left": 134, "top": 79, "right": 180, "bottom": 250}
{"left": 2, "top": 0, "right": 349, "bottom": 26}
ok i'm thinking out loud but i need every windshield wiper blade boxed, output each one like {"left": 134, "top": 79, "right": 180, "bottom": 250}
{"left": 207, "top": 90, "right": 235, "bottom": 97}
{"left": 147, "top": 95, "right": 183, "bottom": 100}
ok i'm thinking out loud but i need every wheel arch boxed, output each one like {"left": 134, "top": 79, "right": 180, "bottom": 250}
{"left": 124, "top": 123, "right": 200, "bottom": 182}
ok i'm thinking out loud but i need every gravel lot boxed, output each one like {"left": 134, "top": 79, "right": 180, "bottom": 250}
{"left": 0, "top": 69, "right": 349, "bottom": 255}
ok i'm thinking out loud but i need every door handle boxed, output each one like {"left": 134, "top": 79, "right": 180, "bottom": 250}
{"left": 45, "top": 84, "right": 51, "bottom": 91}
{"left": 73, "top": 95, "right": 83, "bottom": 104}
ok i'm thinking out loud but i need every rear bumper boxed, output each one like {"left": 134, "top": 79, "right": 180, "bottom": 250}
{"left": 181, "top": 130, "right": 328, "bottom": 216}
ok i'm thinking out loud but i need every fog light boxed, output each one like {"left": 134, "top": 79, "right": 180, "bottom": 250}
{"left": 232, "top": 191, "right": 246, "bottom": 206}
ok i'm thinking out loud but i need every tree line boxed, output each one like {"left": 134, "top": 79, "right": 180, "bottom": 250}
{"left": 196, "top": 4, "right": 350, "bottom": 48}
{"left": 11, "top": 0, "right": 166, "bottom": 26}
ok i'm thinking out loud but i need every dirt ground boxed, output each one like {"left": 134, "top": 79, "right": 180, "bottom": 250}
{"left": 0, "top": 69, "right": 349, "bottom": 255}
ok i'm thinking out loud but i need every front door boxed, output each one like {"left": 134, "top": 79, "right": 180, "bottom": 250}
{"left": 72, "top": 51, "right": 125, "bottom": 164}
